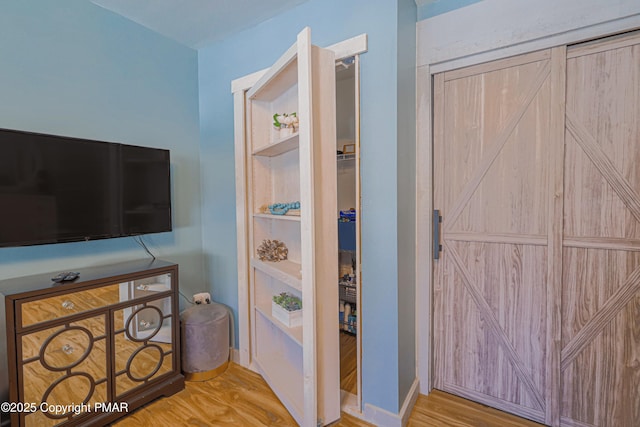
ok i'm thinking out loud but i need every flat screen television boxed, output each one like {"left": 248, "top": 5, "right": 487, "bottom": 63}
{"left": 0, "top": 128, "right": 172, "bottom": 248}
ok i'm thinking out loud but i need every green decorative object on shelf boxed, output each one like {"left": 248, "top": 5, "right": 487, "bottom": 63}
{"left": 272, "top": 292, "right": 302, "bottom": 311}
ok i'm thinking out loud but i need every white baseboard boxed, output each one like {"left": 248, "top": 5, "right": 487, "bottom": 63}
{"left": 400, "top": 379, "right": 420, "bottom": 426}
{"left": 362, "top": 378, "right": 420, "bottom": 427}
{"left": 340, "top": 389, "right": 361, "bottom": 418}
{"left": 363, "top": 403, "right": 402, "bottom": 427}
{"left": 230, "top": 347, "right": 240, "bottom": 364}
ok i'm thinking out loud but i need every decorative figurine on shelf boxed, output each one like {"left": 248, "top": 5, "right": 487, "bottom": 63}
{"left": 258, "top": 202, "right": 300, "bottom": 215}
{"left": 269, "top": 201, "right": 300, "bottom": 215}
{"left": 257, "top": 239, "right": 288, "bottom": 262}
{"left": 273, "top": 112, "right": 299, "bottom": 137}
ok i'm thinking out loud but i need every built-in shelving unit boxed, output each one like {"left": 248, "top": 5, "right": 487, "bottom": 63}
{"left": 253, "top": 213, "right": 301, "bottom": 221}
{"left": 252, "top": 345, "right": 303, "bottom": 420}
{"left": 336, "top": 153, "right": 355, "bottom": 161}
{"left": 255, "top": 302, "right": 303, "bottom": 345}
{"left": 250, "top": 258, "right": 302, "bottom": 291}
{"left": 234, "top": 27, "right": 340, "bottom": 426}
{"left": 252, "top": 132, "right": 299, "bottom": 157}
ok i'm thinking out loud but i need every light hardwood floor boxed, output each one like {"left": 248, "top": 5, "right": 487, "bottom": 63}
{"left": 340, "top": 331, "right": 357, "bottom": 395}
{"left": 113, "top": 362, "right": 545, "bottom": 426}
{"left": 408, "top": 392, "right": 545, "bottom": 427}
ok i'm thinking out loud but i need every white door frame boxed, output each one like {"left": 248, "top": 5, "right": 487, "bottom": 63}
{"left": 416, "top": 0, "right": 640, "bottom": 394}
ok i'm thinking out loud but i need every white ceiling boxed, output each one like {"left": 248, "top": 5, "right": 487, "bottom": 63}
{"left": 91, "top": 0, "right": 310, "bottom": 49}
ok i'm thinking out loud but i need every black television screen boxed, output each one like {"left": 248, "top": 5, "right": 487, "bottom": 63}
{"left": 0, "top": 128, "right": 171, "bottom": 248}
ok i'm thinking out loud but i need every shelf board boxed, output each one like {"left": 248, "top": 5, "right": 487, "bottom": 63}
{"left": 253, "top": 355, "right": 303, "bottom": 424}
{"left": 247, "top": 43, "right": 298, "bottom": 102}
{"left": 253, "top": 213, "right": 301, "bottom": 222}
{"left": 255, "top": 303, "right": 302, "bottom": 346}
{"left": 252, "top": 132, "right": 299, "bottom": 157}
{"left": 250, "top": 258, "right": 302, "bottom": 292}
{"left": 337, "top": 153, "right": 355, "bottom": 161}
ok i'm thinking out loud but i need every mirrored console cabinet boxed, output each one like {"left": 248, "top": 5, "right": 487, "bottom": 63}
{"left": 1, "top": 259, "right": 184, "bottom": 427}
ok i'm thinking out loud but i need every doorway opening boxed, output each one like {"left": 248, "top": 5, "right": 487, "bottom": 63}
{"left": 335, "top": 55, "right": 362, "bottom": 412}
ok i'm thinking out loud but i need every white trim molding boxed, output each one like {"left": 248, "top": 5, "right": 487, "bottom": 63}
{"left": 416, "top": 0, "right": 640, "bottom": 396}
{"left": 400, "top": 379, "right": 420, "bottom": 426}
{"left": 231, "top": 33, "right": 367, "bottom": 93}
{"left": 417, "top": 0, "right": 640, "bottom": 71}
{"left": 363, "top": 379, "right": 420, "bottom": 427}
{"left": 230, "top": 347, "right": 240, "bottom": 364}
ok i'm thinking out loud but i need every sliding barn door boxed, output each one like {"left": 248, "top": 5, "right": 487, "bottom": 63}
{"left": 433, "top": 49, "right": 564, "bottom": 424}
{"left": 433, "top": 31, "right": 640, "bottom": 427}
{"left": 561, "top": 31, "right": 640, "bottom": 427}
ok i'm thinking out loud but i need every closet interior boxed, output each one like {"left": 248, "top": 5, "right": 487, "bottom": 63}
{"left": 335, "top": 56, "right": 359, "bottom": 399}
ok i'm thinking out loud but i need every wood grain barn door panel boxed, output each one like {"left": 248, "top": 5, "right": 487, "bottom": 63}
{"left": 433, "top": 50, "right": 558, "bottom": 424}
{"left": 433, "top": 30, "right": 640, "bottom": 427}
{"left": 561, "top": 31, "right": 640, "bottom": 427}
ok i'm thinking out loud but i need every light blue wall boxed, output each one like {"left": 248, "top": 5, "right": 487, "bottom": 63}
{"left": 0, "top": 0, "right": 421, "bottom": 419}
{"left": 418, "top": 0, "right": 483, "bottom": 20}
{"left": 397, "top": 0, "right": 417, "bottom": 405}
{"left": 0, "top": 1, "right": 204, "bottom": 300}
{"left": 199, "top": 0, "right": 416, "bottom": 414}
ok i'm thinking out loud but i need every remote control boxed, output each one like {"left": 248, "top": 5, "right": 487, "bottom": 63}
{"left": 51, "top": 272, "right": 80, "bottom": 283}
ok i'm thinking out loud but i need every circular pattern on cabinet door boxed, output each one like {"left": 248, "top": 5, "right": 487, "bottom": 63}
{"left": 40, "top": 326, "right": 94, "bottom": 371}
{"left": 125, "top": 344, "right": 165, "bottom": 382}
{"left": 124, "top": 305, "right": 164, "bottom": 342}
{"left": 41, "top": 372, "right": 95, "bottom": 419}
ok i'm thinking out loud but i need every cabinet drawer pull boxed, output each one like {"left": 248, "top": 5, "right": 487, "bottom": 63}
{"left": 62, "top": 344, "right": 74, "bottom": 354}
{"left": 61, "top": 300, "right": 75, "bottom": 310}
{"left": 139, "top": 320, "right": 153, "bottom": 329}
